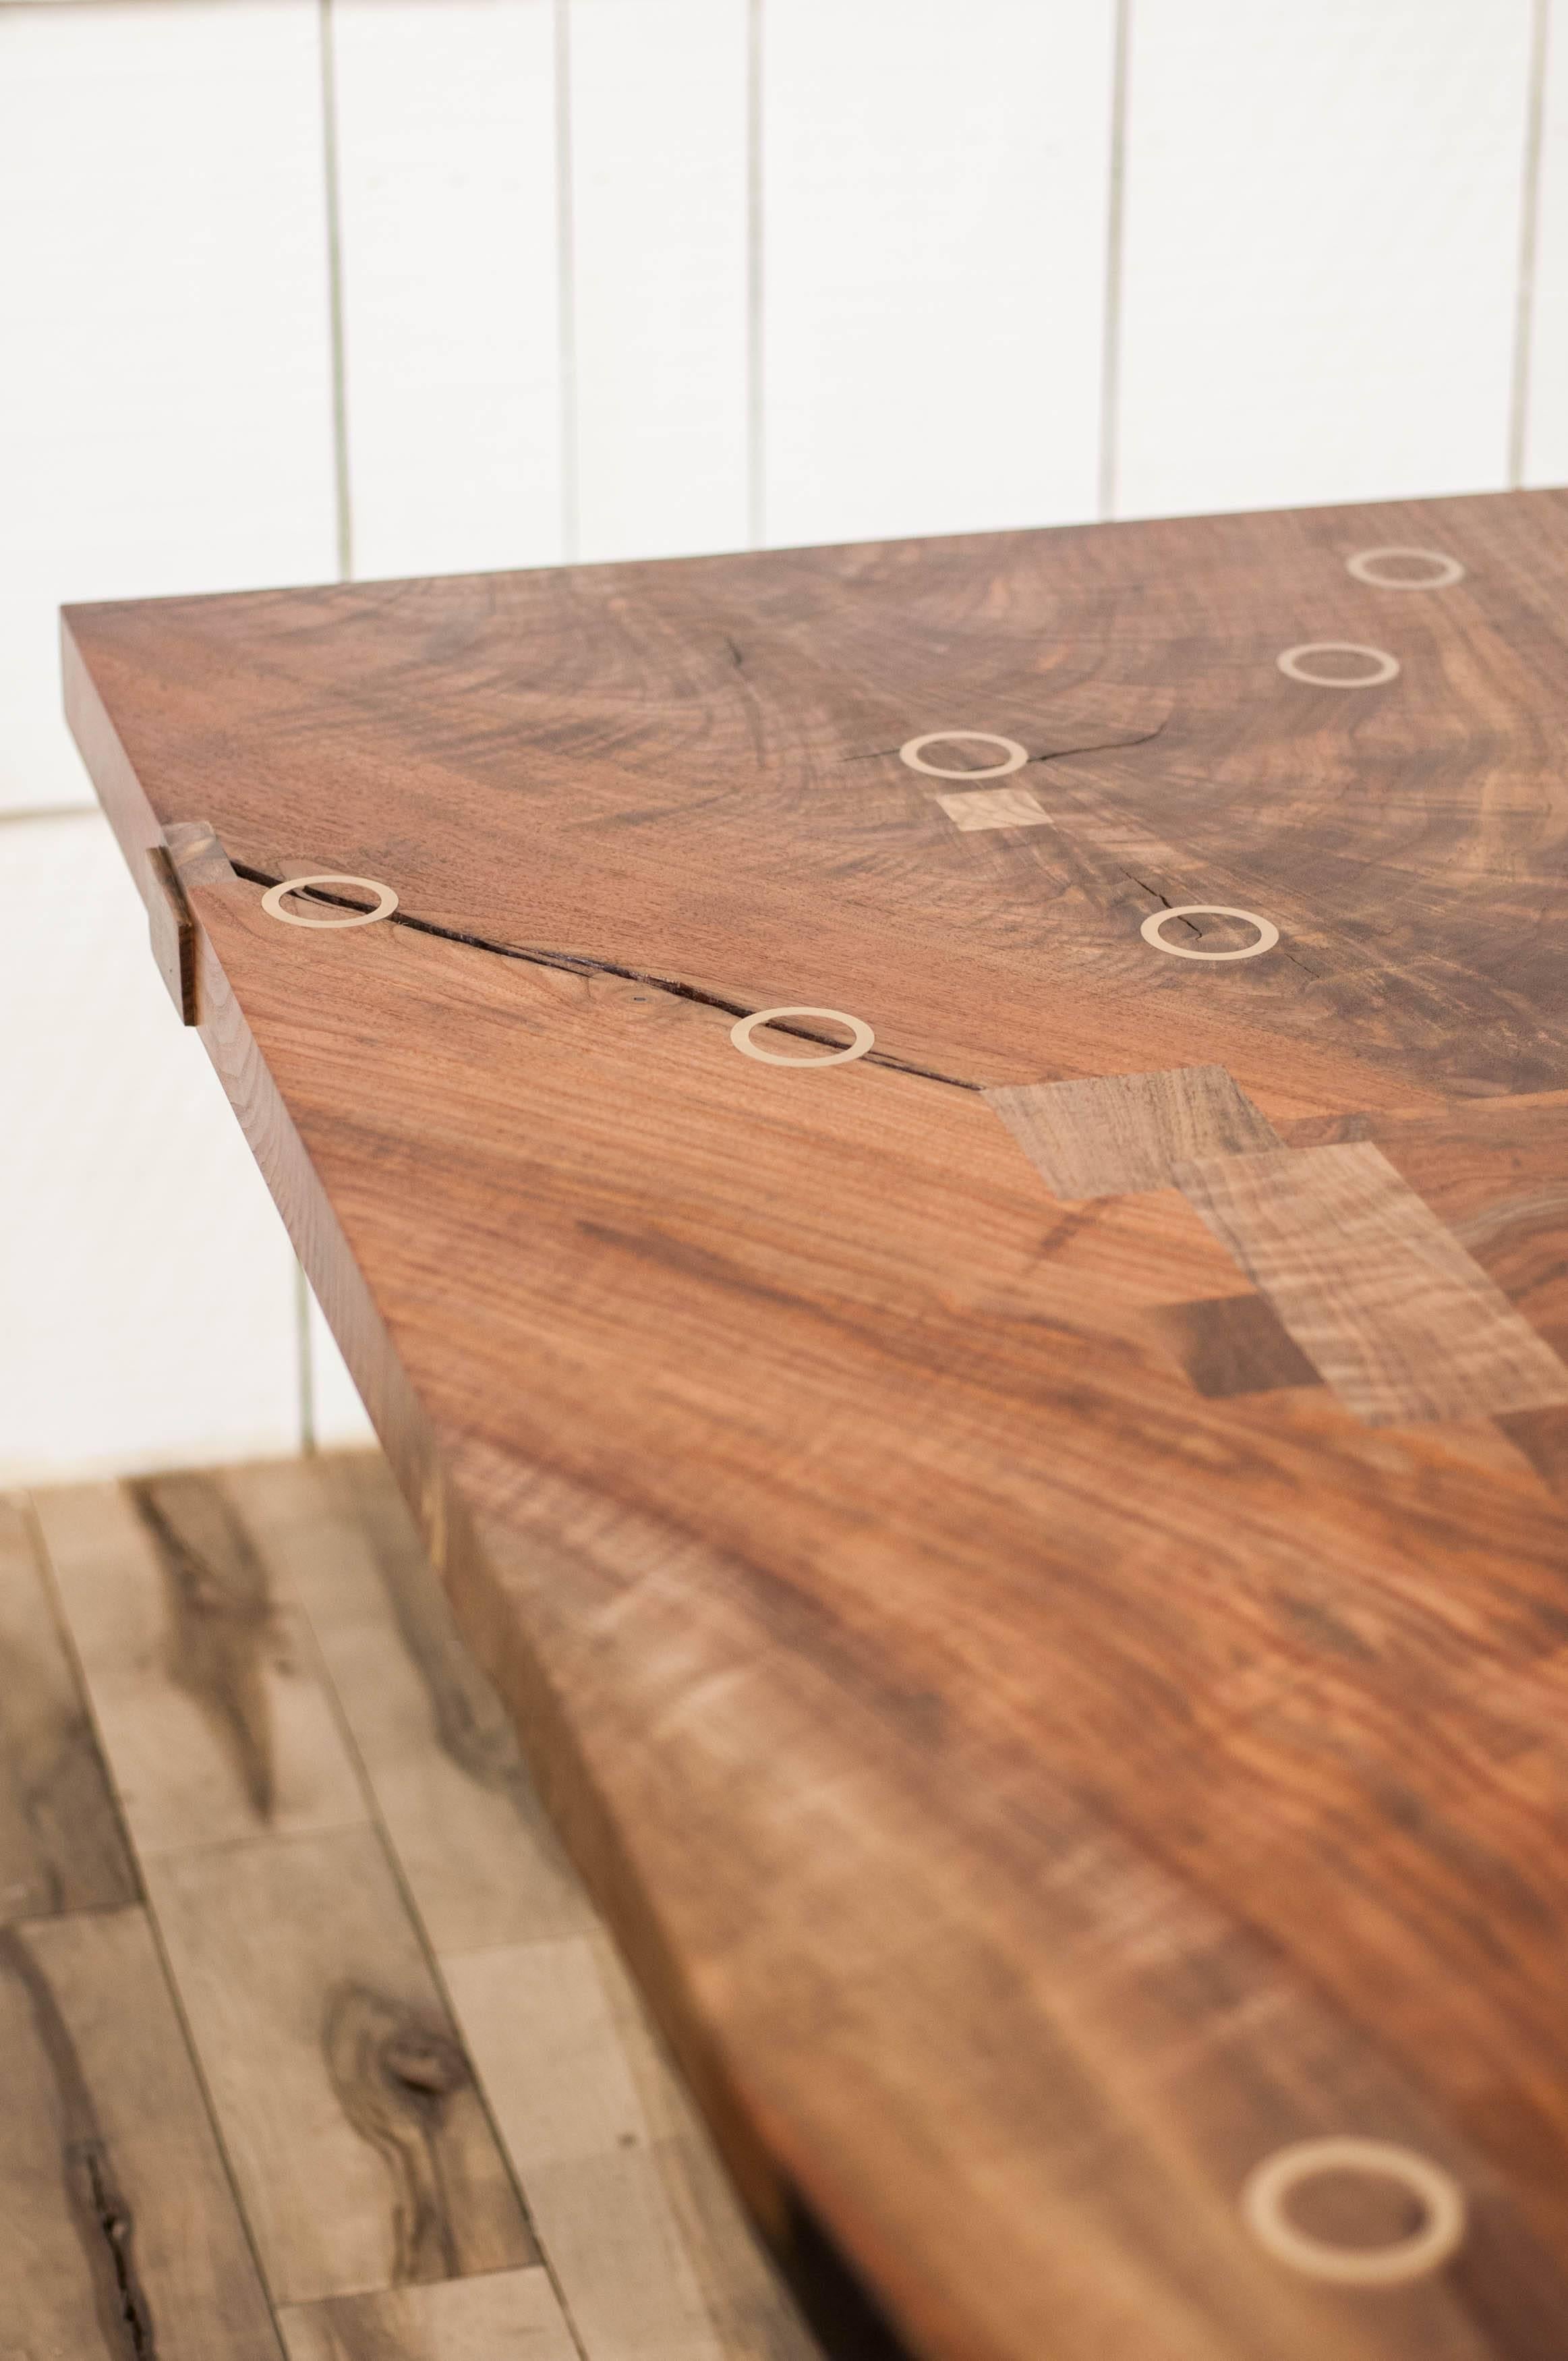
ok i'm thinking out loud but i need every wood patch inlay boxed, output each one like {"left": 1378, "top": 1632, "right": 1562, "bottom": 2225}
{"left": 1151, "top": 1296, "right": 1323, "bottom": 1399}
{"left": 986, "top": 1064, "right": 1281, "bottom": 1200}
{"left": 1173, "top": 1141, "right": 1568, "bottom": 1426}
{"left": 1495, "top": 1404, "right": 1568, "bottom": 1496}
{"left": 937, "top": 786, "right": 1052, "bottom": 832}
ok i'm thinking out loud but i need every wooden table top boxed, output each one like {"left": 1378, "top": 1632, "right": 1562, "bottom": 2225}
{"left": 64, "top": 489, "right": 1568, "bottom": 2361}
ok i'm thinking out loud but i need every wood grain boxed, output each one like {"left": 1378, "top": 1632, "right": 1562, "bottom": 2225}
{"left": 0, "top": 1904, "right": 281, "bottom": 2361}
{"left": 63, "top": 488, "right": 1568, "bottom": 2361}
{"left": 1281, "top": 1091, "right": 1568, "bottom": 1346}
{"left": 143, "top": 1826, "right": 534, "bottom": 2305}
{"left": 226, "top": 1452, "right": 589, "bottom": 1957}
{"left": 32, "top": 1477, "right": 369, "bottom": 1852}
{"left": 445, "top": 1933, "right": 728, "bottom": 2361}
{"left": 0, "top": 1491, "right": 135, "bottom": 1925}
{"left": 278, "top": 2269, "right": 577, "bottom": 2361}
{"left": 987, "top": 1062, "right": 1281, "bottom": 1198}
{"left": 589, "top": 1919, "right": 825, "bottom": 2361}
{"left": 1174, "top": 1140, "right": 1568, "bottom": 1424}
{"left": 233, "top": 1451, "right": 814, "bottom": 2361}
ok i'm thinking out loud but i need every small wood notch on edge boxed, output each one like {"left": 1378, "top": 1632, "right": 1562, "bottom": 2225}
{"left": 145, "top": 841, "right": 198, "bottom": 1026}
{"left": 144, "top": 822, "right": 234, "bottom": 1027}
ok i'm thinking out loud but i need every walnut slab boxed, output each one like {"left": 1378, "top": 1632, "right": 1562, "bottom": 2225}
{"left": 62, "top": 490, "right": 1568, "bottom": 2361}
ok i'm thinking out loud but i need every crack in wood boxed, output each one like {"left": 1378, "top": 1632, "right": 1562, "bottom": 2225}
{"left": 229, "top": 861, "right": 982, "bottom": 1092}
{"left": 0, "top": 1925, "right": 158, "bottom": 2358}
{"left": 849, "top": 723, "right": 1169, "bottom": 768}
{"left": 1024, "top": 724, "right": 1169, "bottom": 769}
{"left": 1, "top": 1501, "right": 138, "bottom": 1925}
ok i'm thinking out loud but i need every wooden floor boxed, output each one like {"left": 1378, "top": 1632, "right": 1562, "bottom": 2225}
{"left": 1, "top": 1450, "right": 819, "bottom": 2361}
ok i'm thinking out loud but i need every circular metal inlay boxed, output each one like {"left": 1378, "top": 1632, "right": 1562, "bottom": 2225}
{"left": 1240, "top": 2137, "right": 1467, "bottom": 2287}
{"left": 1345, "top": 546, "right": 1465, "bottom": 590}
{"left": 730, "top": 1006, "right": 875, "bottom": 1066}
{"left": 1277, "top": 642, "right": 1400, "bottom": 689}
{"left": 1140, "top": 905, "right": 1279, "bottom": 961}
{"left": 260, "top": 874, "right": 399, "bottom": 929}
{"left": 898, "top": 732, "right": 1028, "bottom": 781}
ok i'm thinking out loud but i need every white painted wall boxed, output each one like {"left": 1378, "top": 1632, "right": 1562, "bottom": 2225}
{"left": 759, "top": 0, "right": 1116, "bottom": 546}
{"left": 0, "top": 0, "right": 1561, "bottom": 1478}
{"left": 1115, "top": 0, "right": 1539, "bottom": 517}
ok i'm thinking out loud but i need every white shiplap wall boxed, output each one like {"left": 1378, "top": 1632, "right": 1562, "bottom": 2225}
{"left": 330, "top": 0, "right": 564, "bottom": 577}
{"left": 1, "top": 0, "right": 1562, "bottom": 1479}
{"left": 759, "top": 0, "right": 1117, "bottom": 546}
{"left": 1115, "top": 0, "right": 1540, "bottom": 517}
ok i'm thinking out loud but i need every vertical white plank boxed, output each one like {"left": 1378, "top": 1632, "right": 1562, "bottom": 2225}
{"left": 1525, "top": 1, "right": 1568, "bottom": 484}
{"left": 1115, "top": 0, "right": 1536, "bottom": 519}
{"left": 330, "top": 0, "right": 562, "bottom": 581}
{"left": 569, "top": 0, "right": 749, "bottom": 561}
{"left": 761, "top": 0, "right": 1116, "bottom": 549}
{"left": 0, "top": 0, "right": 337, "bottom": 816}
{"left": 0, "top": 820, "right": 299, "bottom": 1481}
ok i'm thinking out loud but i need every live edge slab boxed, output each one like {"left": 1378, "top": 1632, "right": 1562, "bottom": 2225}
{"left": 63, "top": 490, "right": 1568, "bottom": 2361}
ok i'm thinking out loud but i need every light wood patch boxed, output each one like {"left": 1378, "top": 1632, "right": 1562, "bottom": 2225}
{"left": 987, "top": 1064, "right": 1282, "bottom": 1199}
{"left": 1174, "top": 1141, "right": 1568, "bottom": 1425}
{"left": 0, "top": 1493, "right": 135, "bottom": 1925}
{"left": 1319, "top": 1093, "right": 1568, "bottom": 1350}
{"left": 278, "top": 2267, "right": 576, "bottom": 2361}
{"left": 144, "top": 1826, "right": 535, "bottom": 2306}
{"left": 936, "top": 785, "right": 1051, "bottom": 830}
{"left": 33, "top": 1477, "right": 369, "bottom": 1854}
{"left": 0, "top": 1905, "right": 278, "bottom": 2361}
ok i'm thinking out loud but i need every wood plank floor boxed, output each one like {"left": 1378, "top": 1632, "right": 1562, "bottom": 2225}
{"left": 7, "top": 1450, "right": 817, "bottom": 2361}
